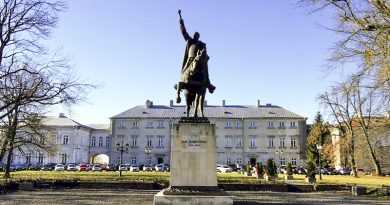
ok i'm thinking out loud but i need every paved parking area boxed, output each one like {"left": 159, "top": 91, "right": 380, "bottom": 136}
{"left": 0, "top": 189, "right": 388, "bottom": 205}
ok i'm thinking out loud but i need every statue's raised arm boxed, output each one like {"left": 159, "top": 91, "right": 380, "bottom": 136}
{"left": 178, "top": 10, "right": 191, "bottom": 41}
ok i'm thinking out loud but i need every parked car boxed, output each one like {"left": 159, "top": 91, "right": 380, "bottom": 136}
{"left": 87, "top": 164, "right": 94, "bottom": 171}
{"left": 228, "top": 164, "right": 238, "bottom": 172}
{"left": 322, "top": 168, "right": 336, "bottom": 175}
{"left": 295, "top": 167, "right": 306, "bottom": 175}
{"left": 91, "top": 164, "right": 102, "bottom": 172}
{"left": 143, "top": 164, "right": 153, "bottom": 172}
{"left": 66, "top": 164, "right": 77, "bottom": 171}
{"left": 76, "top": 164, "right": 89, "bottom": 171}
{"left": 106, "top": 164, "right": 117, "bottom": 171}
{"left": 9, "top": 164, "right": 16, "bottom": 171}
{"left": 41, "top": 163, "right": 56, "bottom": 171}
{"left": 217, "top": 164, "right": 232, "bottom": 173}
{"left": 338, "top": 167, "right": 351, "bottom": 175}
{"left": 164, "top": 164, "right": 170, "bottom": 172}
{"left": 279, "top": 165, "right": 287, "bottom": 174}
{"left": 129, "top": 164, "right": 139, "bottom": 172}
{"left": 28, "top": 164, "right": 42, "bottom": 171}
{"left": 119, "top": 164, "right": 128, "bottom": 171}
{"left": 15, "top": 164, "right": 28, "bottom": 171}
{"left": 155, "top": 164, "right": 165, "bottom": 172}
{"left": 54, "top": 164, "right": 65, "bottom": 171}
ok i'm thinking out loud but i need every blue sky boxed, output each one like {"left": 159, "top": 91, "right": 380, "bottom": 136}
{"left": 47, "top": 0, "right": 343, "bottom": 124}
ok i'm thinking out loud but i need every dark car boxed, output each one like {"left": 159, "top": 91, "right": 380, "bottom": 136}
{"left": 106, "top": 164, "right": 117, "bottom": 171}
{"left": 15, "top": 164, "right": 28, "bottom": 171}
{"left": 41, "top": 163, "right": 56, "bottom": 171}
{"left": 322, "top": 168, "right": 336, "bottom": 175}
{"left": 228, "top": 164, "right": 238, "bottom": 172}
{"left": 164, "top": 164, "right": 170, "bottom": 172}
{"left": 28, "top": 164, "right": 42, "bottom": 171}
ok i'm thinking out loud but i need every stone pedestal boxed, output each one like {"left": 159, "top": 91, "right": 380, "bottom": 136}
{"left": 154, "top": 122, "right": 233, "bottom": 205}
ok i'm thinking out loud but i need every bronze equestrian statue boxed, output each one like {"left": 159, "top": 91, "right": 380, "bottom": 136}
{"left": 175, "top": 10, "right": 215, "bottom": 118}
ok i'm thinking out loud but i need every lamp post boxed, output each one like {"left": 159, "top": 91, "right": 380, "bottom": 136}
{"left": 116, "top": 142, "right": 129, "bottom": 177}
{"left": 316, "top": 144, "right": 323, "bottom": 180}
{"left": 145, "top": 147, "right": 152, "bottom": 165}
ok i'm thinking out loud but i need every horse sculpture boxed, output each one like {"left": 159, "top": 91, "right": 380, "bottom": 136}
{"left": 175, "top": 49, "right": 214, "bottom": 118}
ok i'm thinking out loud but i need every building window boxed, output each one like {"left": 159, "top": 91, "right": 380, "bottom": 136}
{"left": 291, "top": 158, "right": 297, "bottom": 166}
{"left": 118, "top": 136, "right": 124, "bottom": 146}
{"left": 268, "top": 137, "right": 274, "bottom": 147}
{"left": 26, "top": 153, "right": 31, "bottom": 163}
{"left": 91, "top": 136, "right": 96, "bottom": 147}
{"left": 236, "top": 158, "right": 242, "bottom": 164}
{"left": 133, "top": 121, "right": 139, "bottom": 128}
{"left": 236, "top": 121, "right": 242, "bottom": 128}
{"left": 146, "top": 121, "right": 153, "bottom": 128}
{"left": 268, "top": 121, "right": 274, "bottom": 128}
{"left": 131, "top": 157, "right": 137, "bottom": 165}
{"left": 146, "top": 157, "right": 152, "bottom": 165}
{"left": 106, "top": 137, "right": 110, "bottom": 147}
{"left": 62, "top": 135, "right": 69, "bottom": 145}
{"left": 98, "top": 136, "right": 103, "bottom": 146}
{"left": 157, "top": 120, "right": 164, "bottom": 128}
{"left": 227, "top": 157, "right": 232, "bottom": 165}
{"left": 250, "top": 136, "right": 256, "bottom": 148}
{"left": 146, "top": 136, "right": 152, "bottom": 147}
{"left": 236, "top": 137, "right": 242, "bottom": 148}
{"left": 225, "top": 121, "right": 232, "bottom": 128}
{"left": 249, "top": 121, "right": 256, "bottom": 129}
{"left": 38, "top": 153, "right": 44, "bottom": 164}
{"left": 61, "top": 153, "right": 68, "bottom": 164}
{"left": 225, "top": 136, "right": 232, "bottom": 148}
{"left": 279, "top": 122, "right": 285, "bottom": 129}
{"left": 158, "top": 136, "right": 163, "bottom": 147}
{"left": 290, "top": 121, "right": 296, "bottom": 128}
{"left": 131, "top": 136, "right": 137, "bottom": 147}
{"left": 280, "top": 137, "right": 285, "bottom": 148}
{"left": 118, "top": 121, "right": 125, "bottom": 128}
{"left": 291, "top": 137, "right": 296, "bottom": 148}
{"left": 280, "top": 158, "right": 286, "bottom": 166}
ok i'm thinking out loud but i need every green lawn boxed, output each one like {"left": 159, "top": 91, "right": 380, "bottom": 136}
{"left": 1, "top": 171, "right": 390, "bottom": 187}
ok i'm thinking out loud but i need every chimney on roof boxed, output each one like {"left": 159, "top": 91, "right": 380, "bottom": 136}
{"left": 222, "top": 100, "right": 225, "bottom": 107}
{"left": 257, "top": 100, "right": 261, "bottom": 108}
{"left": 59, "top": 113, "right": 66, "bottom": 118}
{"left": 170, "top": 100, "right": 173, "bottom": 107}
{"left": 145, "top": 100, "right": 153, "bottom": 108}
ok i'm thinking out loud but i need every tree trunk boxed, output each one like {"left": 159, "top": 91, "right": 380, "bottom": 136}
{"left": 0, "top": 138, "right": 9, "bottom": 162}
{"left": 361, "top": 127, "right": 382, "bottom": 175}
{"left": 350, "top": 134, "right": 357, "bottom": 177}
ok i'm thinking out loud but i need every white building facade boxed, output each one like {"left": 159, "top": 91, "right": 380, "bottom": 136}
{"left": 3, "top": 100, "right": 307, "bottom": 167}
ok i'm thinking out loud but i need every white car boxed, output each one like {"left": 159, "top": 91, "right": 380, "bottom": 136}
{"left": 129, "top": 164, "right": 139, "bottom": 172}
{"left": 155, "top": 164, "right": 165, "bottom": 172}
{"left": 66, "top": 164, "right": 77, "bottom": 171}
{"left": 119, "top": 164, "right": 128, "bottom": 171}
{"left": 143, "top": 165, "right": 152, "bottom": 172}
{"left": 217, "top": 164, "right": 232, "bottom": 173}
{"left": 91, "top": 164, "right": 102, "bottom": 171}
{"left": 54, "top": 164, "right": 65, "bottom": 171}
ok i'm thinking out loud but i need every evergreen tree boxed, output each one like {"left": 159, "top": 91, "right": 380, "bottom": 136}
{"left": 306, "top": 112, "right": 330, "bottom": 168}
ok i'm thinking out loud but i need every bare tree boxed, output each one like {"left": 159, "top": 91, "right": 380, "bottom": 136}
{"left": 0, "top": 0, "right": 95, "bottom": 178}
{"left": 319, "top": 83, "right": 359, "bottom": 177}
{"left": 299, "top": 0, "right": 390, "bottom": 101}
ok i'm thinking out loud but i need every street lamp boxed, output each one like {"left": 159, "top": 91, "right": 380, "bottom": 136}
{"left": 316, "top": 144, "right": 323, "bottom": 180}
{"left": 116, "top": 142, "right": 129, "bottom": 177}
{"left": 145, "top": 147, "right": 152, "bottom": 165}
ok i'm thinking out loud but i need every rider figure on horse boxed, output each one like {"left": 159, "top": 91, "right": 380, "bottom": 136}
{"left": 175, "top": 10, "right": 215, "bottom": 118}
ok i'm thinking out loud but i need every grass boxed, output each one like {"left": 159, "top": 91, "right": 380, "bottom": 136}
{"left": 1, "top": 171, "right": 390, "bottom": 187}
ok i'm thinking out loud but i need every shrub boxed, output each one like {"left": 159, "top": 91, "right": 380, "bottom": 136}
{"left": 256, "top": 162, "right": 263, "bottom": 175}
{"left": 266, "top": 159, "right": 276, "bottom": 176}
{"left": 286, "top": 162, "right": 293, "bottom": 176}
{"left": 246, "top": 161, "right": 251, "bottom": 173}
